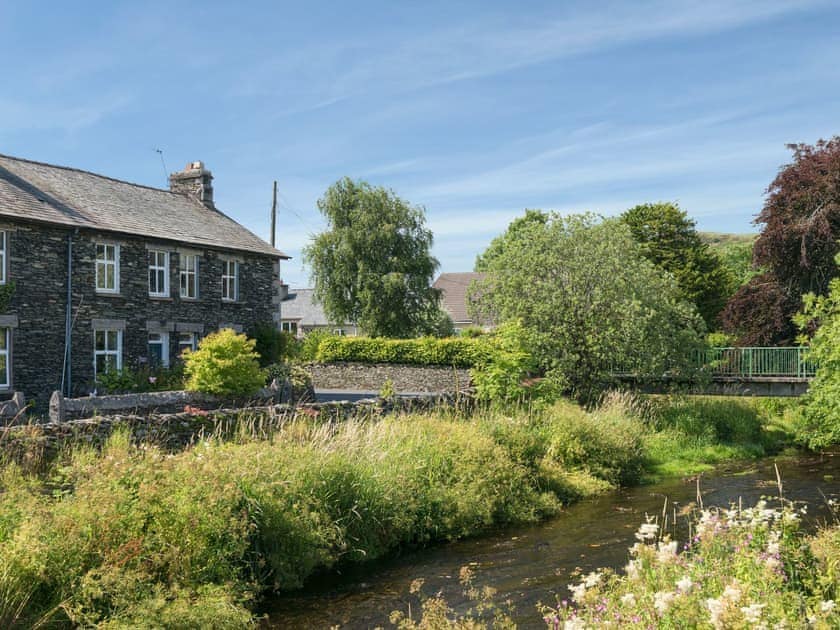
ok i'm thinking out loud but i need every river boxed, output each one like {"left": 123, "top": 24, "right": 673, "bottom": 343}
{"left": 262, "top": 453, "right": 840, "bottom": 629}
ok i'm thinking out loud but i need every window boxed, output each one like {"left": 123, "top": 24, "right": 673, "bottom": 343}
{"left": 281, "top": 321, "right": 298, "bottom": 335}
{"left": 221, "top": 260, "right": 238, "bottom": 301}
{"left": 0, "top": 232, "right": 7, "bottom": 285}
{"left": 95, "top": 243, "right": 119, "bottom": 293}
{"left": 0, "top": 328, "right": 9, "bottom": 389}
{"left": 180, "top": 254, "right": 198, "bottom": 299}
{"left": 148, "top": 250, "right": 169, "bottom": 297}
{"left": 333, "top": 328, "right": 346, "bottom": 336}
{"left": 94, "top": 329, "right": 122, "bottom": 377}
{"left": 148, "top": 332, "right": 169, "bottom": 368}
{"left": 177, "top": 332, "right": 197, "bottom": 356}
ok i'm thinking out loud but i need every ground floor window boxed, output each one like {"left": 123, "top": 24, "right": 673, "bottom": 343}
{"left": 178, "top": 331, "right": 197, "bottom": 357}
{"left": 94, "top": 329, "right": 122, "bottom": 378}
{"left": 333, "top": 328, "right": 346, "bottom": 336}
{"left": 148, "top": 332, "right": 170, "bottom": 368}
{"left": 0, "top": 328, "right": 9, "bottom": 389}
{"left": 281, "top": 321, "right": 298, "bottom": 335}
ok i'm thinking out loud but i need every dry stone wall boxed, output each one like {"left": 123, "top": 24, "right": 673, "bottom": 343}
{"left": 308, "top": 362, "right": 472, "bottom": 393}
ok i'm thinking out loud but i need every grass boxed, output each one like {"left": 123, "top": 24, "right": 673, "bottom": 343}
{"left": 0, "top": 393, "right": 801, "bottom": 627}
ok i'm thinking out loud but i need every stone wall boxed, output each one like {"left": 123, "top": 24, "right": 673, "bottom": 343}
{"left": 0, "top": 220, "right": 281, "bottom": 408}
{"left": 308, "top": 362, "right": 472, "bottom": 393}
{"left": 1, "top": 394, "right": 459, "bottom": 466}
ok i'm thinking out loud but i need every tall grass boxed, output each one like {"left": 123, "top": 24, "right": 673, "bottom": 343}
{"left": 0, "top": 394, "right": 796, "bottom": 626}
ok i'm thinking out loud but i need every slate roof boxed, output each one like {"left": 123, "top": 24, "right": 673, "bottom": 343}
{"left": 281, "top": 289, "right": 334, "bottom": 326}
{"left": 433, "top": 272, "right": 486, "bottom": 324}
{"left": 0, "top": 153, "right": 288, "bottom": 258}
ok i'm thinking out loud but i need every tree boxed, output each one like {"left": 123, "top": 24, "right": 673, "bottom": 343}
{"left": 619, "top": 202, "right": 732, "bottom": 329}
{"left": 793, "top": 255, "right": 840, "bottom": 448}
{"left": 471, "top": 212, "right": 705, "bottom": 402}
{"left": 474, "top": 209, "right": 549, "bottom": 271}
{"left": 723, "top": 138, "right": 840, "bottom": 345}
{"left": 304, "top": 178, "right": 442, "bottom": 338}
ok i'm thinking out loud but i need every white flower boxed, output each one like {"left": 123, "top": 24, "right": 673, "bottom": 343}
{"left": 582, "top": 571, "right": 602, "bottom": 588}
{"left": 676, "top": 575, "right": 694, "bottom": 592}
{"left": 706, "top": 597, "right": 726, "bottom": 629}
{"left": 722, "top": 582, "right": 742, "bottom": 603}
{"left": 740, "top": 603, "right": 765, "bottom": 623}
{"left": 568, "top": 581, "right": 587, "bottom": 603}
{"left": 656, "top": 539, "right": 678, "bottom": 563}
{"left": 654, "top": 591, "right": 676, "bottom": 615}
{"left": 820, "top": 600, "right": 836, "bottom": 614}
{"left": 564, "top": 617, "right": 587, "bottom": 630}
{"left": 635, "top": 520, "right": 659, "bottom": 541}
{"left": 624, "top": 559, "right": 641, "bottom": 579}
{"left": 620, "top": 593, "right": 636, "bottom": 606}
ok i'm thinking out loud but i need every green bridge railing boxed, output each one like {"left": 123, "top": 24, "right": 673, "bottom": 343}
{"left": 698, "top": 347, "right": 816, "bottom": 379}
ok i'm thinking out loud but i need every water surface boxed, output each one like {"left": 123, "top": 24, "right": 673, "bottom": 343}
{"left": 262, "top": 453, "right": 840, "bottom": 629}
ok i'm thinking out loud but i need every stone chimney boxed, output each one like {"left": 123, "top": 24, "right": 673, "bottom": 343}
{"left": 169, "top": 161, "right": 214, "bottom": 208}
{"left": 279, "top": 281, "right": 289, "bottom": 301}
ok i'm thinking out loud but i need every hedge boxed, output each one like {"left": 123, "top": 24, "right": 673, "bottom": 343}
{"left": 315, "top": 335, "right": 495, "bottom": 367}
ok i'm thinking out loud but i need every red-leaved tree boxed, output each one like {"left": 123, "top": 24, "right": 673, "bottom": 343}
{"left": 722, "top": 137, "right": 840, "bottom": 345}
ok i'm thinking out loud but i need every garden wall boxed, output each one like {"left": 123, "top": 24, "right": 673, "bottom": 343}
{"left": 1, "top": 394, "right": 460, "bottom": 466}
{"left": 308, "top": 362, "right": 472, "bottom": 393}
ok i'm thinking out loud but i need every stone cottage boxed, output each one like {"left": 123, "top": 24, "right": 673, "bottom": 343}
{"left": 0, "top": 154, "right": 289, "bottom": 405}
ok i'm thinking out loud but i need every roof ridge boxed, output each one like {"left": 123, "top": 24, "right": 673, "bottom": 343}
{"left": 0, "top": 152, "right": 178, "bottom": 196}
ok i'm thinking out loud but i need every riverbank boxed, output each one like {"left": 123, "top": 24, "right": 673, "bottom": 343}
{"left": 0, "top": 395, "right": 804, "bottom": 626}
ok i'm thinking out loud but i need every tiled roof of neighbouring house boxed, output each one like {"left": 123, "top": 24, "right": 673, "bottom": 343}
{"left": 433, "top": 272, "right": 487, "bottom": 323}
{"left": 281, "top": 289, "right": 335, "bottom": 326}
{"left": 0, "top": 153, "right": 288, "bottom": 258}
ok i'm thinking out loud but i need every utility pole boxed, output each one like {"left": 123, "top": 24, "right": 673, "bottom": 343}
{"left": 270, "top": 180, "right": 277, "bottom": 248}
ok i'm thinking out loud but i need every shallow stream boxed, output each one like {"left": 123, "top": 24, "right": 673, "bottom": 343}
{"left": 262, "top": 453, "right": 840, "bottom": 629}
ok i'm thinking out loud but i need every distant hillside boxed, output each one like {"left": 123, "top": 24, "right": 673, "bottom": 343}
{"left": 699, "top": 232, "right": 757, "bottom": 249}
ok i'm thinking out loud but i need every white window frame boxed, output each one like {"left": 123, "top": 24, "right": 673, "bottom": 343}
{"left": 95, "top": 243, "right": 120, "bottom": 293}
{"left": 0, "top": 232, "right": 7, "bottom": 285}
{"left": 281, "top": 321, "right": 298, "bottom": 335}
{"left": 177, "top": 331, "right": 197, "bottom": 356}
{"left": 333, "top": 328, "right": 346, "bottom": 336}
{"left": 180, "top": 254, "right": 199, "bottom": 299}
{"left": 221, "top": 260, "right": 238, "bottom": 302}
{"left": 0, "top": 327, "right": 9, "bottom": 389}
{"left": 148, "top": 331, "right": 170, "bottom": 368}
{"left": 93, "top": 328, "right": 122, "bottom": 378}
{"left": 148, "top": 250, "right": 169, "bottom": 297}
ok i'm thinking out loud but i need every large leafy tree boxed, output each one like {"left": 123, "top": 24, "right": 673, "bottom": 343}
{"left": 722, "top": 138, "right": 840, "bottom": 345}
{"left": 471, "top": 212, "right": 705, "bottom": 402}
{"left": 304, "top": 178, "right": 442, "bottom": 338}
{"left": 620, "top": 202, "right": 732, "bottom": 329}
{"left": 474, "top": 209, "right": 549, "bottom": 271}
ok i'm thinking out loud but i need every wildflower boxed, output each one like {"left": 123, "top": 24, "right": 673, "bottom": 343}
{"left": 564, "top": 616, "right": 587, "bottom": 630}
{"left": 675, "top": 575, "right": 694, "bottom": 592}
{"left": 620, "top": 593, "right": 636, "bottom": 606}
{"left": 706, "top": 597, "right": 725, "bottom": 629}
{"left": 722, "top": 582, "right": 742, "bottom": 603}
{"left": 740, "top": 603, "right": 765, "bottom": 623}
{"left": 654, "top": 590, "right": 676, "bottom": 615}
{"left": 820, "top": 600, "right": 836, "bottom": 614}
{"left": 656, "top": 539, "right": 678, "bottom": 563}
{"left": 568, "top": 581, "right": 587, "bottom": 603}
{"left": 582, "top": 571, "right": 602, "bottom": 588}
{"left": 635, "top": 518, "right": 659, "bottom": 541}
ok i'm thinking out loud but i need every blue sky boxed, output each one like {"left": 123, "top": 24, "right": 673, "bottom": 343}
{"left": 1, "top": 1, "right": 838, "bottom": 287}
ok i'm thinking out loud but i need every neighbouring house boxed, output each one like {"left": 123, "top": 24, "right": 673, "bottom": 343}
{"left": 279, "top": 284, "right": 358, "bottom": 337}
{"left": 432, "top": 272, "right": 488, "bottom": 332}
{"left": 0, "top": 154, "right": 289, "bottom": 406}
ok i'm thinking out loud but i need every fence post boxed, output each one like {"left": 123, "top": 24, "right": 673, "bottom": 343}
{"left": 747, "top": 348, "right": 753, "bottom": 379}
{"left": 49, "top": 390, "right": 65, "bottom": 423}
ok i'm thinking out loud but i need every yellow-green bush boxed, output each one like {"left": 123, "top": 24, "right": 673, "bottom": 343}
{"left": 184, "top": 328, "right": 266, "bottom": 396}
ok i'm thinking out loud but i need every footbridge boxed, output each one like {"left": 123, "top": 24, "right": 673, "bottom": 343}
{"left": 618, "top": 347, "right": 816, "bottom": 397}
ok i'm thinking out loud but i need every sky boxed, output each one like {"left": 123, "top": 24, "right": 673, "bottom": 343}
{"left": 1, "top": 1, "right": 839, "bottom": 288}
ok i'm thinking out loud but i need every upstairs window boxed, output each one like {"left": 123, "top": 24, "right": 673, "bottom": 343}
{"left": 95, "top": 243, "right": 119, "bottom": 293}
{"left": 221, "top": 260, "right": 238, "bottom": 302}
{"left": 180, "top": 254, "right": 199, "bottom": 299}
{"left": 148, "top": 250, "right": 169, "bottom": 297}
{"left": 94, "top": 329, "right": 122, "bottom": 377}
{"left": 0, "top": 232, "right": 6, "bottom": 285}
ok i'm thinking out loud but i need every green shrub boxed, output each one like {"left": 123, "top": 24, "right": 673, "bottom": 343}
{"left": 298, "top": 329, "right": 335, "bottom": 361}
{"left": 315, "top": 335, "right": 494, "bottom": 367}
{"left": 248, "top": 321, "right": 295, "bottom": 366}
{"left": 184, "top": 329, "right": 265, "bottom": 396}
